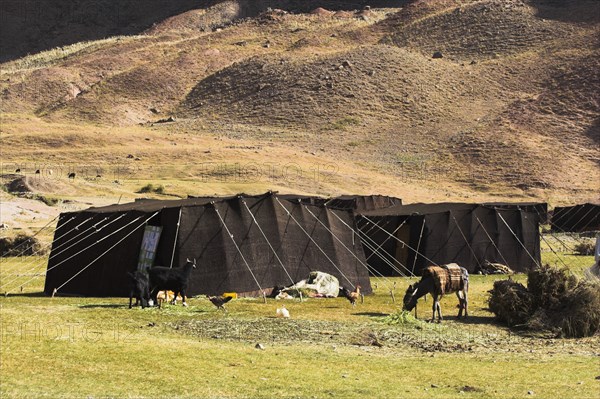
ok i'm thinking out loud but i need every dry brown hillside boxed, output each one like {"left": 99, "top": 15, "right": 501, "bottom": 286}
{"left": 1, "top": 0, "right": 598, "bottom": 213}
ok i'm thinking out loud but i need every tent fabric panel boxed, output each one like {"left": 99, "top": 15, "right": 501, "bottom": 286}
{"left": 470, "top": 206, "right": 501, "bottom": 268}
{"left": 357, "top": 215, "right": 403, "bottom": 276}
{"left": 552, "top": 204, "right": 600, "bottom": 232}
{"left": 176, "top": 195, "right": 371, "bottom": 297}
{"left": 45, "top": 211, "right": 150, "bottom": 296}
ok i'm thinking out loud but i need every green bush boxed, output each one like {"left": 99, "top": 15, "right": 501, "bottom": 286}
{"left": 137, "top": 184, "right": 165, "bottom": 194}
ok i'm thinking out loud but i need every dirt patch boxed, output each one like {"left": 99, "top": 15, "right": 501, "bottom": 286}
{"left": 4, "top": 175, "right": 72, "bottom": 195}
{"left": 168, "top": 314, "right": 599, "bottom": 354}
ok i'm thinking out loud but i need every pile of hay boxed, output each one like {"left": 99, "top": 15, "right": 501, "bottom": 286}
{"left": 488, "top": 280, "right": 532, "bottom": 327}
{"left": 488, "top": 264, "right": 600, "bottom": 338}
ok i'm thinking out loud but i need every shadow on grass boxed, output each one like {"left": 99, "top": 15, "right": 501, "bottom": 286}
{"left": 1, "top": 292, "right": 47, "bottom": 298}
{"left": 79, "top": 304, "right": 131, "bottom": 309}
{"left": 354, "top": 312, "right": 389, "bottom": 318}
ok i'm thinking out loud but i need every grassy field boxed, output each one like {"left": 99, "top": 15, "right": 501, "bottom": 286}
{"left": 1, "top": 253, "right": 598, "bottom": 399}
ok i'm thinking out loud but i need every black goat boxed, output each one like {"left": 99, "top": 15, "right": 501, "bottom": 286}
{"left": 149, "top": 258, "right": 196, "bottom": 307}
{"left": 127, "top": 270, "right": 150, "bottom": 309}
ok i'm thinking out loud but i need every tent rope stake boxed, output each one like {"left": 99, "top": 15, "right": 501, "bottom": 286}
{"left": 497, "top": 212, "right": 541, "bottom": 268}
{"left": 303, "top": 205, "right": 386, "bottom": 278}
{"left": 274, "top": 198, "right": 355, "bottom": 289}
{"left": 361, "top": 215, "right": 441, "bottom": 268}
{"left": 0, "top": 215, "right": 77, "bottom": 277}
{"left": 474, "top": 215, "right": 511, "bottom": 267}
{"left": 3, "top": 214, "right": 149, "bottom": 294}
{"left": 364, "top": 218, "right": 408, "bottom": 262}
{"left": 169, "top": 207, "right": 183, "bottom": 268}
{"left": 411, "top": 218, "right": 426, "bottom": 275}
{"left": 241, "top": 200, "right": 296, "bottom": 288}
{"left": 53, "top": 212, "right": 160, "bottom": 294}
{"left": 1, "top": 216, "right": 107, "bottom": 285}
{"left": 302, "top": 204, "right": 394, "bottom": 290}
{"left": 6, "top": 215, "right": 62, "bottom": 258}
{"left": 331, "top": 212, "right": 413, "bottom": 277}
{"left": 449, "top": 211, "right": 483, "bottom": 271}
{"left": 1, "top": 215, "right": 119, "bottom": 290}
{"left": 213, "top": 204, "right": 265, "bottom": 298}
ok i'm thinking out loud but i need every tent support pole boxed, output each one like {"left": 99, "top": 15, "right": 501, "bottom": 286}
{"left": 169, "top": 207, "right": 183, "bottom": 268}
{"left": 411, "top": 217, "right": 426, "bottom": 275}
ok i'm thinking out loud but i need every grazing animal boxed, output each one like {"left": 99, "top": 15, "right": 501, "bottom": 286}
{"left": 340, "top": 285, "right": 361, "bottom": 306}
{"left": 403, "top": 263, "right": 469, "bottom": 323}
{"left": 149, "top": 258, "right": 196, "bottom": 307}
{"left": 127, "top": 270, "right": 150, "bottom": 309}
{"left": 68, "top": 172, "right": 76, "bottom": 179}
{"left": 208, "top": 295, "right": 232, "bottom": 311}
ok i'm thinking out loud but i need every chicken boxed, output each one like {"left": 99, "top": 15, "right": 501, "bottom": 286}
{"left": 208, "top": 295, "right": 233, "bottom": 311}
{"left": 340, "top": 285, "right": 361, "bottom": 306}
{"left": 276, "top": 305, "right": 290, "bottom": 318}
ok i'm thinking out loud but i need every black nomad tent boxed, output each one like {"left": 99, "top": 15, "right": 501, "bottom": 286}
{"left": 325, "top": 195, "right": 402, "bottom": 212}
{"left": 357, "top": 202, "right": 545, "bottom": 276}
{"left": 551, "top": 203, "right": 600, "bottom": 233}
{"left": 44, "top": 192, "right": 371, "bottom": 297}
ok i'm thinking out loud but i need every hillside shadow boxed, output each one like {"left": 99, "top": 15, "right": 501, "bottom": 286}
{"left": 354, "top": 312, "right": 389, "bottom": 318}
{"left": 531, "top": 0, "right": 600, "bottom": 23}
{"left": 0, "top": 0, "right": 209, "bottom": 62}
{"left": 1, "top": 292, "right": 47, "bottom": 298}
{"left": 585, "top": 117, "right": 600, "bottom": 147}
{"left": 79, "top": 304, "right": 131, "bottom": 309}
{"left": 1, "top": 0, "right": 412, "bottom": 62}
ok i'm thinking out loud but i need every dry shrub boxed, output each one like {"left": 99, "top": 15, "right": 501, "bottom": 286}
{"left": 0, "top": 234, "right": 45, "bottom": 257}
{"left": 488, "top": 279, "right": 533, "bottom": 327}
{"left": 555, "top": 281, "right": 600, "bottom": 338}
{"left": 574, "top": 241, "right": 595, "bottom": 256}
{"left": 488, "top": 264, "right": 600, "bottom": 337}
{"left": 527, "top": 264, "right": 577, "bottom": 310}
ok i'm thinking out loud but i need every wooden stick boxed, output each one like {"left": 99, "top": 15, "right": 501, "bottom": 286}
{"left": 390, "top": 290, "right": 395, "bottom": 304}
{"left": 262, "top": 291, "right": 267, "bottom": 304}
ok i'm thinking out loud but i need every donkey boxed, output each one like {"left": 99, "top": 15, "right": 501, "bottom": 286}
{"left": 403, "top": 263, "right": 469, "bottom": 323}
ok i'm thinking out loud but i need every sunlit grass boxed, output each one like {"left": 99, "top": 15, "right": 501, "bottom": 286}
{"left": 0, "top": 253, "right": 598, "bottom": 398}
{"left": 0, "top": 36, "right": 144, "bottom": 75}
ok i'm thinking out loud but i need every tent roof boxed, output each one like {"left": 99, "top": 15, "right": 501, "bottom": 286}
{"left": 67, "top": 192, "right": 327, "bottom": 214}
{"left": 361, "top": 202, "right": 547, "bottom": 217}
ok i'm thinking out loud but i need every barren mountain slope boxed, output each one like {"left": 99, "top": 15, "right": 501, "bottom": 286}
{"left": 1, "top": 0, "right": 598, "bottom": 206}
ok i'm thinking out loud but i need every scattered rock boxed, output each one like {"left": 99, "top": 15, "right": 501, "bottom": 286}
{"left": 127, "top": 154, "right": 134, "bottom": 159}
{"left": 156, "top": 116, "right": 176, "bottom": 123}
{"left": 528, "top": 390, "right": 534, "bottom": 395}
{"left": 431, "top": 384, "right": 439, "bottom": 388}
{"left": 255, "top": 343, "right": 265, "bottom": 350}
{"left": 432, "top": 51, "right": 444, "bottom": 59}
{"left": 341, "top": 60, "right": 352, "bottom": 68}
{"left": 149, "top": 108, "right": 159, "bottom": 114}
{"left": 147, "top": 322, "right": 155, "bottom": 327}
